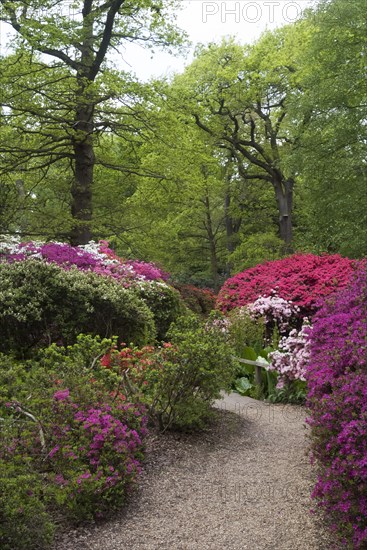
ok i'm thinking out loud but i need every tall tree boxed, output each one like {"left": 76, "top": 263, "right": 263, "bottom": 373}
{"left": 171, "top": 28, "right": 304, "bottom": 249}
{"left": 0, "top": 0, "right": 184, "bottom": 243}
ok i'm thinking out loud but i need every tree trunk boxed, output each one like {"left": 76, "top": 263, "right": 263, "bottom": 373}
{"left": 274, "top": 177, "right": 294, "bottom": 251}
{"left": 70, "top": 99, "right": 95, "bottom": 245}
{"left": 224, "top": 191, "right": 235, "bottom": 277}
{"left": 70, "top": 143, "right": 94, "bottom": 245}
{"left": 224, "top": 191, "right": 236, "bottom": 252}
{"left": 70, "top": 4, "right": 95, "bottom": 246}
{"left": 204, "top": 195, "right": 220, "bottom": 291}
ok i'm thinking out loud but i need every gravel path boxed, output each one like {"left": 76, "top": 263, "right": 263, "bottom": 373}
{"left": 54, "top": 394, "right": 335, "bottom": 550}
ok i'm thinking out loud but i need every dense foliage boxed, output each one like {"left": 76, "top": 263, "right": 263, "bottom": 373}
{"left": 289, "top": 0, "right": 367, "bottom": 258}
{"left": 173, "top": 284, "right": 217, "bottom": 316}
{"left": 306, "top": 268, "right": 367, "bottom": 548}
{"left": 0, "top": 0, "right": 366, "bottom": 545}
{"left": 217, "top": 254, "right": 355, "bottom": 316}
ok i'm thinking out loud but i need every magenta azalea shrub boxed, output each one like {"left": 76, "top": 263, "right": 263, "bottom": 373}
{"left": 217, "top": 253, "right": 355, "bottom": 317}
{"left": 306, "top": 268, "right": 367, "bottom": 548}
{"left": 47, "top": 395, "right": 147, "bottom": 520}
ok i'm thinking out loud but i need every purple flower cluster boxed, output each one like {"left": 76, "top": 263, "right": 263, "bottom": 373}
{"left": 48, "top": 391, "right": 148, "bottom": 517}
{"left": 74, "top": 406, "right": 145, "bottom": 474}
{"left": 0, "top": 237, "right": 169, "bottom": 283}
{"left": 53, "top": 388, "right": 70, "bottom": 401}
{"left": 306, "top": 268, "right": 367, "bottom": 548}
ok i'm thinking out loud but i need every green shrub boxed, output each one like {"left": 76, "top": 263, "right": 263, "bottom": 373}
{"left": 153, "top": 314, "right": 236, "bottom": 429}
{"left": 227, "top": 307, "right": 266, "bottom": 356}
{"left": 135, "top": 281, "right": 185, "bottom": 340}
{"left": 103, "top": 315, "right": 236, "bottom": 430}
{"left": 0, "top": 260, "right": 155, "bottom": 356}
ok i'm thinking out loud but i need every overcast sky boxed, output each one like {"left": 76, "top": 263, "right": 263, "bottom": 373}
{"left": 0, "top": 1, "right": 315, "bottom": 81}
{"left": 122, "top": 0, "right": 314, "bottom": 80}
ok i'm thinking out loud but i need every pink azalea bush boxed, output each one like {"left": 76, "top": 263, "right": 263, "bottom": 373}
{"left": 246, "top": 292, "right": 300, "bottom": 333}
{"left": 268, "top": 321, "right": 312, "bottom": 387}
{"left": 47, "top": 394, "right": 147, "bottom": 520}
{"left": 217, "top": 253, "right": 355, "bottom": 317}
{"left": 306, "top": 267, "right": 367, "bottom": 548}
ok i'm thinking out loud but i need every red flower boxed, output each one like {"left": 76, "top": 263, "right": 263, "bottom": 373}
{"left": 100, "top": 354, "right": 111, "bottom": 367}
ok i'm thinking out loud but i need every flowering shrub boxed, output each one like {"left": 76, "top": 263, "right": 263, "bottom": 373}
{"left": 306, "top": 268, "right": 367, "bottom": 548}
{"left": 0, "top": 237, "right": 182, "bottom": 344}
{"left": 98, "top": 240, "right": 170, "bottom": 281}
{"left": 217, "top": 253, "right": 355, "bottom": 317}
{"left": 0, "top": 260, "right": 155, "bottom": 355}
{"left": 268, "top": 321, "right": 312, "bottom": 386}
{"left": 0, "top": 336, "right": 148, "bottom": 546}
{"left": 246, "top": 292, "right": 300, "bottom": 336}
{"left": 100, "top": 315, "right": 236, "bottom": 431}
{"left": 246, "top": 293, "right": 299, "bottom": 331}
{"left": 0, "top": 237, "right": 169, "bottom": 283}
{"left": 46, "top": 396, "right": 147, "bottom": 520}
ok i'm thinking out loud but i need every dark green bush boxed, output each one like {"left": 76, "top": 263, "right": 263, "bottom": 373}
{"left": 0, "top": 260, "right": 155, "bottom": 356}
{"left": 0, "top": 463, "right": 54, "bottom": 550}
{"left": 135, "top": 281, "right": 185, "bottom": 340}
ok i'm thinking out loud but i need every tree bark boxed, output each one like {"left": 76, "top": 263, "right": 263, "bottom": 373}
{"left": 70, "top": 1, "right": 95, "bottom": 245}
{"left": 70, "top": 103, "right": 95, "bottom": 245}
{"left": 274, "top": 177, "right": 294, "bottom": 251}
{"left": 224, "top": 191, "right": 237, "bottom": 278}
{"left": 203, "top": 194, "right": 220, "bottom": 291}
{"left": 224, "top": 191, "right": 236, "bottom": 254}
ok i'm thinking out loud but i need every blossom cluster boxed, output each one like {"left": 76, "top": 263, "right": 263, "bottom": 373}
{"left": 217, "top": 253, "right": 356, "bottom": 317}
{"left": 268, "top": 321, "right": 312, "bottom": 386}
{"left": 246, "top": 292, "right": 300, "bottom": 332}
{"left": 47, "top": 388, "right": 148, "bottom": 518}
{"left": 0, "top": 236, "right": 169, "bottom": 284}
{"left": 306, "top": 268, "right": 367, "bottom": 547}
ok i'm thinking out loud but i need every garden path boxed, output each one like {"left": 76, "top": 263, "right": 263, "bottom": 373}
{"left": 55, "top": 394, "right": 334, "bottom": 550}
